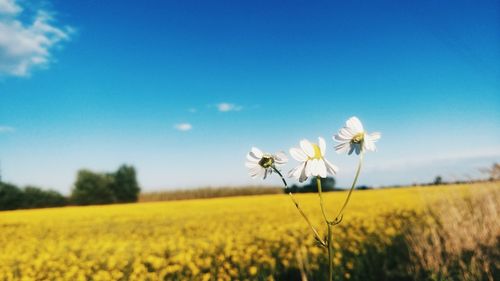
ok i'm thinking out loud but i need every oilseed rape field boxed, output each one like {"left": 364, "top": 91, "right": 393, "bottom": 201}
{"left": 0, "top": 183, "right": 497, "bottom": 281}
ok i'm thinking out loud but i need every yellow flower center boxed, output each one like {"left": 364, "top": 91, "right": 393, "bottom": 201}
{"left": 258, "top": 155, "right": 274, "bottom": 168}
{"left": 310, "top": 144, "right": 322, "bottom": 159}
{"left": 351, "top": 132, "right": 364, "bottom": 144}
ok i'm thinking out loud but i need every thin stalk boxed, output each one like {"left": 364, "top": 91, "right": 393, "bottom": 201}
{"left": 317, "top": 176, "right": 333, "bottom": 281}
{"left": 288, "top": 193, "right": 326, "bottom": 246}
{"left": 272, "top": 167, "right": 326, "bottom": 247}
{"left": 316, "top": 177, "right": 330, "bottom": 223}
{"left": 333, "top": 152, "right": 364, "bottom": 223}
{"left": 327, "top": 223, "right": 333, "bottom": 281}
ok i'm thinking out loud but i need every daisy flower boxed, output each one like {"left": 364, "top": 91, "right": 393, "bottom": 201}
{"left": 288, "top": 137, "right": 338, "bottom": 182}
{"left": 334, "top": 116, "right": 381, "bottom": 155}
{"left": 245, "top": 147, "right": 288, "bottom": 179}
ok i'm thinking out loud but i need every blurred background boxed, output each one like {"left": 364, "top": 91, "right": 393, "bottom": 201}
{"left": 1, "top": 0, "right": 499, "bottom": 194}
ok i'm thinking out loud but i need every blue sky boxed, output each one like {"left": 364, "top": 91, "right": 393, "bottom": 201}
{"left": 0, "top": 0, "right": 499, "bottom": 193}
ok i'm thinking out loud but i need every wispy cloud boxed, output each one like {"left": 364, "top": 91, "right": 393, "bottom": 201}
{"left": 174, "top": 123, "right": 192, "bottom": 131}
{"left": 0, "top": 125, "right": 14, "bottom": 133}
{"left": 216, "top": 102, "right": 242, "bottom": 112}
{"left": 188, "top": 108, "right": 197, "bottom": 113}
{"left": 0, "top": 0, "right": 19, "bottom": 14}
{"left": 0, "top": 0, "right": 72, "bottom": 77}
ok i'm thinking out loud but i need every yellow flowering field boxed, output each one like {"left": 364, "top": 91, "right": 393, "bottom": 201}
{"left": 0, "top": 183, "right": 491, "bottom": 281}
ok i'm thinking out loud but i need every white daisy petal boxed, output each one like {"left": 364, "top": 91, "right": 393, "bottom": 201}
{"left": 324, "top": 159, "right": 338, "bottom": 175}
{"left": 248, "top": 151, "right": 262, "bottom": 161}
{"left": 289, "top": 162, "right": 305, "bottom": 180}
{"left": 246, "top": 153, "right": 260, "bottom": 162}
{"left": 299, "top": 163, "right": 308, "bottom": 182}
{"left": 300, "top": 139, "right": 315, "bottom": 158}
{"left": 274, "top": 151, "right": 288, "bottom": 164}
{"left": 346, "top": 116, "right": 364, "bottom": 133}
{"left": 318, "top": 159, "right": 327, "bottom": 178}
{"left": 245, "top": 162, "right": 259, "bottom": 168}
{"left": 251, "top": 147, "right": 263, "bottom": 158}
{"left": 364, "top": 139, "right": 376, "bottom": 152}
{"left": 258, "top": 167, "right": 267, "bottom": 178}
{"left": 318, "top": 137, "right": 326, "bottom": 157}
{"left": 338, "top": 127, "right": 355, "bottom": 140}
{"left": 288, "top": 166, "right": 299, "bottom": 178}
{"left": 334, "top": 133, "right": 350, "bottom": 142}
{"left": 310, "top": 159, "right": 320, "bottom": 177}
{"left": 335, "top": 142, "right": 351, "bottom": 154}
{"left": 314, "top": 159, "right": 322, "bottom": 176}
{"left": 290, "top": 147, "right": 308, "bottom": 162}
{"left": 249, "top": 166, "right": 263, "bottom": 177}
{"left": 367, "top": 132, "right": 381, "bottom": 142}
{"left": 303, "top": 160, "right": 310, "bottom": 177}
{"left": 313, "top": 159, "right": 323, "bottom": 177}
{"left": 305, "top": 159, "right": 313, "bottom": 177}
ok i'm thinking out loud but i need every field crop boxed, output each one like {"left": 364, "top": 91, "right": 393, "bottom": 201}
{"left": 0, "top": 183, "right": 497, "bottom": 281}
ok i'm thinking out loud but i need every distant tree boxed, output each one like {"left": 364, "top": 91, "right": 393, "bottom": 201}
{"left": 70, "top": 165, "right": 141, "bottom": 206}
{"left": 287, "top": 184, "right": 300, "bottom": 193}
{"left": 0, "top": 182, "right": 24, "bottom": 210}
{"left": 109, "top": 165, "right": 141, "bottom": 203}
{"left": 43, "top": 190, "right": 68, "bottom": 207}
{"left": 492, "top": 163, "right": 500, "bottom": 181}
{"left": 22, "top": 186, "right": 67, "bottom": 209}
{"left": 480, "top": 163, "right": 500, "bottom": 181}
{"left": 433, "top": 176, "right": 443, "bottom": 185}
{"left": 319, "top": 177, "right": 336, "bottom": 192}
{"left": 71, "top": 170, "right": 116, "bottom": 205}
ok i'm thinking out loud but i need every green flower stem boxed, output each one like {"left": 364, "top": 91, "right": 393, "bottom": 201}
{"left": 317, "top": 176, "right": 333, "bottom": 281}
{"left": 288, "top": 193, "right": 326, "bottom": 246}
{"left": 327, "top": 222, "right": 333, "bottom": 281}
{"left": 333, "top": 151, "right": 364, "bottom": 223}
{"left": 272, "top": 167, "right": 326, "bottom": 247}
{"left": 316, "top": 177, "right": 330, "bottom": 223}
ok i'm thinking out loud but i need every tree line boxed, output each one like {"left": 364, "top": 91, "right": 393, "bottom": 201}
{"left": 0, "top": 164, "right": 140, "bottom": 211}
{"left": 286, "top": 177, "right": 338, "bottom": 193}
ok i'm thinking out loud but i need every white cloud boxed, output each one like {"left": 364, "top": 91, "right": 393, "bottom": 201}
{"left": 188, "top": 107, "right": 197, "bottom": 113}
{"left": 0, "top": 0, "right": 20, "bottom": 14}
{"left": 174, "top": 123, "right": 192, "bottom": 131}
{"left": 0, "top": 125, "right": 14, "bottom": 133}
{"left": 216, "top": 102, "right": 242, "bottom": 112}
{"left": 0, "top": 0, "right": 72, "bottom": 77}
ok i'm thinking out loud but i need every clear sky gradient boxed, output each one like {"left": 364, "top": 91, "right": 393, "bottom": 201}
{"left": 1, "top": 0, "right": 499, "bottom": 193}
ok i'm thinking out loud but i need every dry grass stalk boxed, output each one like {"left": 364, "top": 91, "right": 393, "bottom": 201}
{"left": 139, "top": 186, "right": 282, "bottom": 202}
{"left": 406, "top": 184, "right": 500, "bottom": 280}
